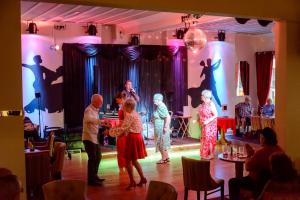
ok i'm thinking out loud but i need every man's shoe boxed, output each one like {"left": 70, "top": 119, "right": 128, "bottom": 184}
{"left": 88, "top": 181, "right": 102, "bottom": 186}
{"left": 95, "top": 176, "right": 105, "bottom": 182}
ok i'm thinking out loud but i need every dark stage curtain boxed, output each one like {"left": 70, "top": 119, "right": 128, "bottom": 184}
{"left": 63, "top": 44, "right": 188, "bottom": 128}
{"left": 256, "top": 51, "right": 274, "bottom": 114}
{"left": 240, "top": 61, "right": 250, "bottom": 95}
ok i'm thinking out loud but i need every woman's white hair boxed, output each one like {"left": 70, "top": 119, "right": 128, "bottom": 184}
{"left": 202, "top": 90, "right": 212, "bottom": 99}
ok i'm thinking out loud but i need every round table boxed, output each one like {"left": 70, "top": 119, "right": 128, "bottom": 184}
{"left": 218, "top": 153, "right": 246, "bottom": 178}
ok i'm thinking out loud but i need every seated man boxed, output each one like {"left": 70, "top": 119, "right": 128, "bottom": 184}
{"left": 235, "top": 96, "right": 253, "bottom": 134}
{"left": 228, "top": 128, "right": 283, "bottom": 200}
{"left": 257, "top": 152, "right": 300, "bottom": 200}
{"left": 24, "top": 116, "right": 40, "bottom": 141}
{"left": 261, "top": 98, "right": 275, "bottom": 117}
{"left": 0, "top": 168, "right": 21, "bottom": 200}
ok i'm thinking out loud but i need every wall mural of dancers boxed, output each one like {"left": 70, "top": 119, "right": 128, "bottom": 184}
{"left": 22, "top": 55, "right": 63, "bottom": 114}
{"left": 187, "top": 58, "right": 222, "bottom": 108}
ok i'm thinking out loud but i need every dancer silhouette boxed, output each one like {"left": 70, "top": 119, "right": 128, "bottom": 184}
{"left": 187, "top": 58, "right": 222, "bottom": 108}
{"left": 22, "top": 55, "right": 63, "bottom": 113}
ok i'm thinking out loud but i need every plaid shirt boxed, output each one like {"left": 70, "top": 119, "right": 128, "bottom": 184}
{"left": 235, "top": 102, "right": 252, "bottom": 118}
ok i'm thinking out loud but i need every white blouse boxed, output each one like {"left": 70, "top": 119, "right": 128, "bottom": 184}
{"left": 109, "top": 111, "right": 143, "bottom": 137}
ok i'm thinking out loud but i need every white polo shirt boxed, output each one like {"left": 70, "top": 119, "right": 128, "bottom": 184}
{"left": 82, "top": 104, "right": 99, "bottom": 144}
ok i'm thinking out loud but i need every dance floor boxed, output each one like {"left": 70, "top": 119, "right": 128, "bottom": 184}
{"left": 63, "top": 139, "right": 259, "bottom": 200}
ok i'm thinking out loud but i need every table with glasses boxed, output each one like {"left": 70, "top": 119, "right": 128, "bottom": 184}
{"left": 218, "top": 146, "right": 247, "bottom": 178}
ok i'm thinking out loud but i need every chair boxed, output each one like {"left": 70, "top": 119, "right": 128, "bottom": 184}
{"left": 257, "top": 178, "right": 300, "bottom": 200}
{"left": 51, "top": 142, "right": 66, "bottom": 180}
{"left": 235, "top": 107, "right": 251, "bottom": 135}
{"left": 181, "top": 157, "right": 224, "bottom": 200}
{"left": 251, "top": 116, "right": 262, "bottom": 136}
{"left": 146, "top": 180, "right": 178, "bottom": 200}
{"left": 32, "top": 131, "right": 55, "bottom": 151}
{"left": 42, "top": 179, "right": 86, "bottom": 200}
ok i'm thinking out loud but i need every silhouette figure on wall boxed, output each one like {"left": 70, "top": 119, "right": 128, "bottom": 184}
{"left": 22, "top": 55, "right": 63, "bottom": 113}
{"left": 187, "top": 58, "right": 222, "bottom": 108}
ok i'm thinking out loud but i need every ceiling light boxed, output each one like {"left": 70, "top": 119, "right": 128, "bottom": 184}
{"left": 26, "top": 22, "right": 38, "bottom": 34}
{"left": 217, "top": 30, "right": 226, "bottom": 41}
{"left": 87, "top": 24, "right": 97, "bottom": 36}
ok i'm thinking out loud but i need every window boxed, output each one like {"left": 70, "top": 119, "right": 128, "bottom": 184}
{"left": 236, "top": 63, "right": 244, "bottom": 96}
{"left": 268, "top": 57, "right": 276, "bottom": 103}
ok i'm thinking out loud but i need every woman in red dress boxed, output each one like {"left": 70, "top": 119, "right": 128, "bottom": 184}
{"left": 198, "top": 90, "right": 218, "bottom": 159}
{"left": 115, "top": 93, "right": 127, "bottom": 172}
{"left": 109, "top": 98, "right": 147, "bottom": 190}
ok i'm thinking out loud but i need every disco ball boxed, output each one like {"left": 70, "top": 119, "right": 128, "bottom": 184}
{"left": 183, "top": 28, "right": 207, "bottom": 53}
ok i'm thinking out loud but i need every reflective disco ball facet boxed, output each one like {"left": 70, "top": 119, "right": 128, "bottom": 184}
{"left": 183, "top": 28, "right": 207, "bottom": 53}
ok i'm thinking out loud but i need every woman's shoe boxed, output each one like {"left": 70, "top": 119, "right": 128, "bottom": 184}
{"left": 137, "top": 177, "right": 147, "bottom": 187}
{"left": 156, "top": 158, "right": 169, "bottom": 164}
{"left": 125, "top": 181, "right": 136, "bottom": 190}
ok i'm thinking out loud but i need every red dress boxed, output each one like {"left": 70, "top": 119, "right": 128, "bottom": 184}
{"left": 110, "top": 111, "right": 147, "bottom": 161}
{"left": 116, "top": 109, "right": 127, "bottom": 168}
{"left": 198, "top": 102, "right": 217, "bottom": 157}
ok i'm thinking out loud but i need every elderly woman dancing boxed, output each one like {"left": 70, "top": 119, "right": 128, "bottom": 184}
{"left": 198, "top": 90, "right": 218, "bottom": 159}
{"left": 153, "top": 93, "right": 171, "bottom": 164}
{"left": 109, "top": 98, "right": 147, "bottom": 190}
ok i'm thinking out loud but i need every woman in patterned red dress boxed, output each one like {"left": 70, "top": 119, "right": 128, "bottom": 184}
{"left": 198, "top": 90, "right": 218, "bottom": 159}
{"left": 115, "top": 93, "right": 127, "bottom": 172}
{"left": 109, "top": 99, "right": 147, "bottom": 190}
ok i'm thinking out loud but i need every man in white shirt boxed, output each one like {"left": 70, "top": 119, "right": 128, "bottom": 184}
{"left": 82, "top": 94, "right": 105, "bottom": 186}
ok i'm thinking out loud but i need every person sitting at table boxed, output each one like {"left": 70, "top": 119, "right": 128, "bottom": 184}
{"left": 257, "top": 152, "right": 300, "bottom": 199}
{"left": 228, "top": 127, "right": 283, "bottom": 200}
{"left": 261, "top": 98, "right": 275, "bottom": 117}
{"left": 0, "top": 168, "right": 21, "bottom": 200}
{"left": 235, "top": 96, "right": 253, "bottom": 135}
{"left": 24, "top": 116, "right": 41, "bottom": 141}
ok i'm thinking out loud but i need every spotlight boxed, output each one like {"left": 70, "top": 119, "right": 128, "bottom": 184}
{"left": 235, "top": 18, "right": 250, "bottom": 24}
{"left": 174, "top": 28, "right": 189, "bottom": 40}
{"left": 87, "top": 24, "right": 97, "bottom": 36}
{"left": 130, "top": 34, "right": 140, "bottom": 46}
{"left": 257, "top": 20, "right": 272, "bottom": 27}
{"left": 217, "top": 30, "right": 225, "bottom": 41}
{"left": 50, "top": 44, "right": 60, "bottom": 51}
{"left": 27, "top": 22, "right": 38, "bottom": 34}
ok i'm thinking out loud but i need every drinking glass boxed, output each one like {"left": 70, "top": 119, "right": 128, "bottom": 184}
{"left": 238, "top": 146, "right": 245, "bottom": 157}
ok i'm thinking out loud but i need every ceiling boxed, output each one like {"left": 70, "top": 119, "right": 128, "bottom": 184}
{"left": 21, "top": 1, "right": 273, "bottom": 35}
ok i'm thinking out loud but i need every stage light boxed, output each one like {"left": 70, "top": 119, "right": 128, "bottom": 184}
{"left": 257, "top": 20, "right": 272, "bottom": 27}
{"left": 87, "top": 24, "right": 97, "bottom": 36}
{"left": 217, "top": 30, "right": 225, "bottom": 41}
{"left": 50, "top": 44, "right": 60, "bottom": 51}
{"left": 130, "top": 34, "right": 140, "bottom": 46}
{"left": 235, "top": 18, "right": 250, "bottom": 24}
{"left": 27, "top": 22, "right": 38, "bottom": 34}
